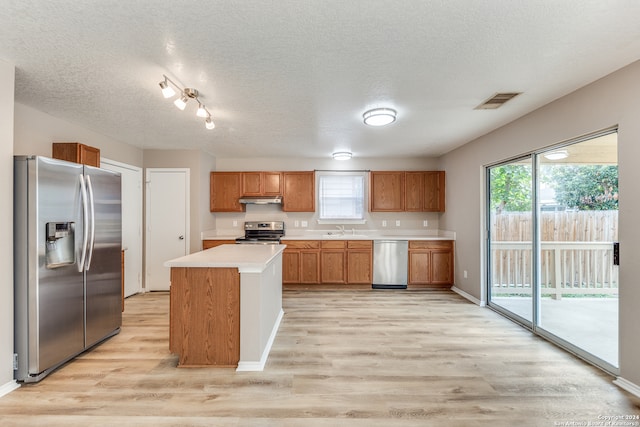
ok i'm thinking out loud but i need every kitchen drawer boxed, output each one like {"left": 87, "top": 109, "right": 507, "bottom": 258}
{"left": 409, "top": 240, "right": 453, "bottom": 250}
{"left": 321, "top": 240, "right": 346, "bottom": 249}
{"left": 285, "top": 240, "right": 321, "bottom": 249}
{"left": 347, "top": 240, "right": 373, "bottom": 249}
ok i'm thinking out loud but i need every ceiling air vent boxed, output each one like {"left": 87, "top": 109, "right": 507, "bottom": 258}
{"left": 475, "top": 92, "right": 522, "bottom": 110}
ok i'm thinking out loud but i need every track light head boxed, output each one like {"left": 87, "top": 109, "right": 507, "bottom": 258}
{"left": 197, "top": 103, "right": 208, "bottom": 118}
{"left": 174, "top": 94, "right": 188, "bottom": 110}
{"left": 205, "top": 116, "right": 215, "bottom": 130}
{"left": 159, "top": 79, "right": 176, "bottom": 98}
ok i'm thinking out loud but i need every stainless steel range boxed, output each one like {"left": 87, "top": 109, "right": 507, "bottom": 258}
{"left": 235, "top": 221, "right": 285, "bottom": 244}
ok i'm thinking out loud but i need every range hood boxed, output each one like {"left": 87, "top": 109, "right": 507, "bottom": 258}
{"left": 239, "top": 195, "right": 283, "bottom": 205}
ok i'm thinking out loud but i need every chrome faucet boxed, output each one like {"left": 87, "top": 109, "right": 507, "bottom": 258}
{"left": 336, "top": 225, "right": 345, "bottom": 235}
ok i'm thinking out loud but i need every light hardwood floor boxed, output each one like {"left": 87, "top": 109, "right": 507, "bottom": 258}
{"left": 1, "top": 290, "right": 638, "bottom": 426}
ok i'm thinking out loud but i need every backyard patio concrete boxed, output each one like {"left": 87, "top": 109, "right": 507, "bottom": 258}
{"left": 491, "top": 297, "right": 618, "bottom": 367}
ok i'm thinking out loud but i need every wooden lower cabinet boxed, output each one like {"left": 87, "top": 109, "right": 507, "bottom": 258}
{"left": 346, "top": 240, "right": 373, "bottom": 284}
{"left": 202, "top": 240, "right": 236, "bottom": 250}
{"left": 283, "top": 241, "right": 320, "bottom": 284}
{"left": 347, "top": 249, "right": 372, "bottom": 284}
{"left": 284, "top": 240, "right": 372, "bottom": 286}
{"left": 320, "top": 241, "right": 346, "bottom": 284}
{"left": 408, "top": 240, "right": 454, "bottom": 288}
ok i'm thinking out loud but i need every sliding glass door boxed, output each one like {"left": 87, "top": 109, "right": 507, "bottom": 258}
{"left": 536, "top": 134, "right": 618, "bottom": 370}
{"left": 486, "top": 130, "right": 619, "bottom": 372}
{"left": 487, "top": 157, "right": 534, "bottom": 326}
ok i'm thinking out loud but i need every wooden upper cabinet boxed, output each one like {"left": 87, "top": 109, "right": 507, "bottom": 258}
{"left": 370, "top": 171, "right": 405, "bottom": 212}
{"left": 210, "top": 172, "right": 244, "bottom": 212}
{"left": 283, "top": 172, "right": 315, "bottom": 212}
{"left": 242, "top": 172, "right": 262, "bottom": 195}
{"left": 371, "top": 171, "right": 445, "bottom": 212}
{"left": 241, "top": 172, "right": 282, "bottom": 196}
{"left": 423, "top": 171, "right": 445, "bottom": 212}
{"left": 405, "top": 172, "right": 425, "bottom": 212}
{"left": 52, "top": 142, "right": 100, "bottom": 167}
{"left": 262, "top": 172, "right": 283, "bottom": 195}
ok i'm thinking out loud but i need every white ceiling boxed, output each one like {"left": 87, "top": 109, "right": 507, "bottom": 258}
{"left": 2, "top": 1, "right": 640, "bottom": 159}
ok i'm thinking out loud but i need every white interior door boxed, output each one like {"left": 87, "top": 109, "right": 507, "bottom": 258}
{"left": 102, "top": 158, "right": 143, "bottom": 297}
{"left": 145, "top": 168, "right": 190, "bottom": 291}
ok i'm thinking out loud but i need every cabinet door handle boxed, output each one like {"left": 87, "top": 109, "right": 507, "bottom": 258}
{"left": 179, "top": 235, "right": 184, "bottom": 240}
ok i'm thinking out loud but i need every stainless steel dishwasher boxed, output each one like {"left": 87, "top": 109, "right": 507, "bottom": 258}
{"left": 372, "top": 240, "right": 409, "bottom": 289}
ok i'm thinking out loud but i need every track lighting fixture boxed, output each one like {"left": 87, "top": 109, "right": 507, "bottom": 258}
{"left": 158, "top": 74, "right": 216, "bottom": 130}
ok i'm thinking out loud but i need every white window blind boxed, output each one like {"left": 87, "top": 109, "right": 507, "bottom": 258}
{"left": 318, "top": 173, "right": 365, "bottom": 220}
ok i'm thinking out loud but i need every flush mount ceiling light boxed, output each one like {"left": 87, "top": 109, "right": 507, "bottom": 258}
{"left": 544, "top": 150, "right": 569, "bottom": 160}
{"left": 158, "top": 74, "right": 216, "bottom": 130}
{"left": 363, "top": 108, "right": 396, "bottom": 126}
{"left": 332, "top": 151, "right": 352, "bottom": 160}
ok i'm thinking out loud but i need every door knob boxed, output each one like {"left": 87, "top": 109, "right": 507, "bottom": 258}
{"left": 179, "top": 235, "right": 184, "bottom": 240}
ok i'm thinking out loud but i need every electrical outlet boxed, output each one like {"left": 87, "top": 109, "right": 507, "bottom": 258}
{"left": 395, "top": 220, "right": 401, "bottom": 227}
{"left": 301, "top": 221, "right": 308, "bottom": 227}
{"left": 382, "top": 220, "right": 387, "bottom": 227}
{"left": 232, "top": 220, "right": 238, "bottom": 227}
{"left": 464, "top": 270, "right": 468, "bottom": 279}
{"left": 423, "top": 220, "right": 428, "bottom": 227}
{"left": 294, "top": 220, "right": 299, "bottom": 228}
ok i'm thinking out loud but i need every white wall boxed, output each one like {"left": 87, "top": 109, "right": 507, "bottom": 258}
{"left": 14, "top": 103, "right": 143, "bottom": 167}
{"left": 0, "top": 59, "right": 18, "bottom": 395}
{"left": 439, "top": 60, "right": 640, "bottom": 388}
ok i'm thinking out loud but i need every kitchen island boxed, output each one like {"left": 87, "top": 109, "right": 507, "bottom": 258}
{"left": 164, "top": 244, "right": 285, "bottom": 371}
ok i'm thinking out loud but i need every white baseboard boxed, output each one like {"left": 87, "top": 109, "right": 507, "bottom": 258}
{"left": 451, "top": 286, "right": 486, "bottom": 306}
{"left": 0, "top": 380, "right": 20, "bottom": 398}
{"left": 614, "top": 377, "right": 640, "bottom": 398}
{"left": 236, "top": 309, "right": 284, "bottom": 372}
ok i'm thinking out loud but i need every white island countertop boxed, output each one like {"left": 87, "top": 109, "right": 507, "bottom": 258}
{"left": 202, "top": 229, "right": 456, "bottom": 241}
{"left": 164, "top": 244, "right": 286, "bottom": 273}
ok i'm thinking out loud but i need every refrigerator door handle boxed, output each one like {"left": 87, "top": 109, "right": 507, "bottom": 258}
{"left": 78, "top": 174, "right": 89, "bottom": 272}
{"left": 85, "top": 174, "right": 96, "bottom": 271}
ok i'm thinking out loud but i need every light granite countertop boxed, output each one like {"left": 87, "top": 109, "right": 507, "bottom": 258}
{"left": 164, "top": 244, "right": 286, "bottom": 273}
{"left": 201, "top": 230, "right": 456, "bottom": 241}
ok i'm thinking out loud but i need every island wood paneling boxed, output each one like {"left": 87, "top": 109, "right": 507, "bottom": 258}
{"left": 170, "top": 267, "right": 240, "bottom": 367}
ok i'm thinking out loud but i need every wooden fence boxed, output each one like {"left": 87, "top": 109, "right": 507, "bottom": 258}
{"left": 490, "top": 211, "right": 618, "bottom": 298}
{"left": 491, "top": 210, "right": 618, "bottom": 242}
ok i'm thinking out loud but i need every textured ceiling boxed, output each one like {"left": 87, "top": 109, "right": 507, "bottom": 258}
{"left": 2, "top": 1, "right": 640, "bottom": 159}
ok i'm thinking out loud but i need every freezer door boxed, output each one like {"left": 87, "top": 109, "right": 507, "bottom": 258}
{"left": 83, "top": 165, "right": 122, "bottom": 347}
{"left": 14, "top": 156, "right": 85, "bottom": 381}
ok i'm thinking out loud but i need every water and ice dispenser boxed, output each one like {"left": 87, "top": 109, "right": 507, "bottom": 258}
{"left": 45, "top": 222, "right": 75, "bottom": 268}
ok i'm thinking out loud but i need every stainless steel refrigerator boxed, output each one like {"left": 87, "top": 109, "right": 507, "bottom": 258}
{"left": 14, "top": 155, "right": 122, "bottom": 382}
